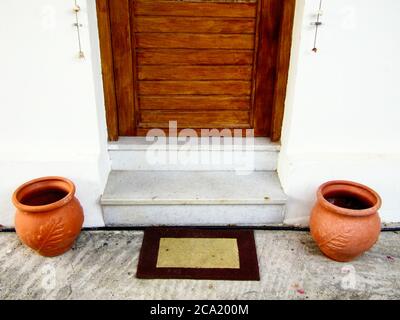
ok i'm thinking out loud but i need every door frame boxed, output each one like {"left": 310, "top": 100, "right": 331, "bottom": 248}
{"left": 96, "top": 0, "right": 296, "bottom": 142}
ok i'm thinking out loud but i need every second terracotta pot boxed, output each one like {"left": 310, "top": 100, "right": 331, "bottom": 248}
{"left": 310, "top": 180, "right": 381, "bottom": 262}
{"left": 12, "top": 176, "right": 84, "bottom": 257}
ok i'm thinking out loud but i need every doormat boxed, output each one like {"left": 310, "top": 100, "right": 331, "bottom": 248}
{"left": 136, "top": 228, "right": 260, "bottom": 281}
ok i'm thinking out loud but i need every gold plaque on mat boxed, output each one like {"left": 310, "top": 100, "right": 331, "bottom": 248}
{"left": 156, "top": 238, "right": 240, "bottom": 269}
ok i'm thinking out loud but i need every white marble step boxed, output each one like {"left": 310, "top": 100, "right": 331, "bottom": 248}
{"left": 108, "top": 137, "right": 280, "bottom": 171}
{"left": 101, "top": 170, "right": 287, "bottom": 227}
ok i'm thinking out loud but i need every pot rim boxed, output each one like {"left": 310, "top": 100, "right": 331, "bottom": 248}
{"left": 12, "top": 176, "right": 75, "bottom": 213}
{"left": 317, "top": 180, "right": 382, "bottom": 217}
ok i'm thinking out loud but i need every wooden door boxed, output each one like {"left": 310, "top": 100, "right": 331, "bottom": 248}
{"left": 96, "top": 0, "right": 295, "bottom": 140}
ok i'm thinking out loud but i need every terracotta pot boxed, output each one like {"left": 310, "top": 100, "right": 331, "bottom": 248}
{"left": 12, "top": 176, "right": 84, "bottom": 257}
{"left": 310, "top": 180, "right": 381, "bottom": 262}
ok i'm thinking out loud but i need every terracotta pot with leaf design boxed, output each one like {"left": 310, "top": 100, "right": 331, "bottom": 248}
{"left": 310, "top": 180, "right": 381, "bottom": 262}
{"left": 12, "top": 176, "right": 84, "bottom": 257}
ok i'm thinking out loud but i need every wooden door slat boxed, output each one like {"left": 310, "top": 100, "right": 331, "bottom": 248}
{"left": 138, "top": 66, "right": 252, "bottom": 80}
{"left": 134, "top": 1, "right": 257, "bottom": 18}
{"left": 136, "top": 33, "right": 254, "bottom": 49}
{"left": 136, "top": 128, "right": 252, "bottom": 136}
{"left": 135, "top": 16, "right": 255, "bottom": 34}
{"left": 137, "top": 49, "right": 253, "bottom": 65}
{"left": 138, "top": 81, "right": 252, "bottom": 95}
{"left": 140, "top": 110, "right": 250, "bottom": 127}
{"left": 140, "top": 95, "right": 251, "bottom": 110}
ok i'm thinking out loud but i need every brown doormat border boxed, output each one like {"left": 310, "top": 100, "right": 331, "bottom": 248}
{"left": 136, "top": 228, "right": 260, "bottom": 281}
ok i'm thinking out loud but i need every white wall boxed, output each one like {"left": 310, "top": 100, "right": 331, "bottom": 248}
{"left": 279, "top": 0, "right": 400, "bottom": 225}
{"left": 0, "top": 0, "right": 110, "bottom": 227}
{"left": 1, "top": 0, "right": 399, "bottom": 228}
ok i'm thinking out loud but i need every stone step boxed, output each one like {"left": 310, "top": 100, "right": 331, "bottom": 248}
{"left": 101, "top": 170, "right": 287, "bottom": 227}
{"left": 108, "top": 137, "right": 280, "bottom": 171}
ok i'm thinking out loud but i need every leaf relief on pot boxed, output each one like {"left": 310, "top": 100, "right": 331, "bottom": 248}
{"left": 318, "top": 227, "right": 353, "bottom": 253}
{"left": 28, "top": 217, "right": 76, "bottom": 255}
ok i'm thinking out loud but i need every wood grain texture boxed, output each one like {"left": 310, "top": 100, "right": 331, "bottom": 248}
{"left": 129, "top": 2, "right": 140, "bottom": 137}
{"left": 139, "top": 110, "right": 250, "bottom": 128}
{"left": 137, "top": 49, "right": 254, "bottom": 65}
{"left": 249, "top": 0, "right": 262, "bottom": 130}
{"left": 140, "top": 95, "right": 251, "bottom": 110}
{"left": 136, "top": 33, "right": 254, "bottom": 49}
{"left": 135, "top": 16, "right": 255, "bottom": 34}
{"left": 109, "top": 0, "right": 136, "bottom": 135}
{"left": 253, "top": 0, "right": 282, "bottom": 136}
{"left": 138, "top": 66, "right": 252, "bottom": 80}
{"left": 270, "top": 0, "right": 296, "bottom": 142}
{"left": 138, "top": 81, "right": 252, "bottom": 95}
{"left": 95, "top": 0, "right": 118, "bottom": 141}
{"left": 134, "top": 1, "right": 257, "bottom": 17}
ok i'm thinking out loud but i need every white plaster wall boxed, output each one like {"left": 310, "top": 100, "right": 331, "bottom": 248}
{"left": 1, "top": 0, "right": 399, "bottom": 228}
{"left": 279, "top": 0, "right": 400, "bottom": 225}
{"left": 0, "top": 0, "right": 110, "bottom": 227}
